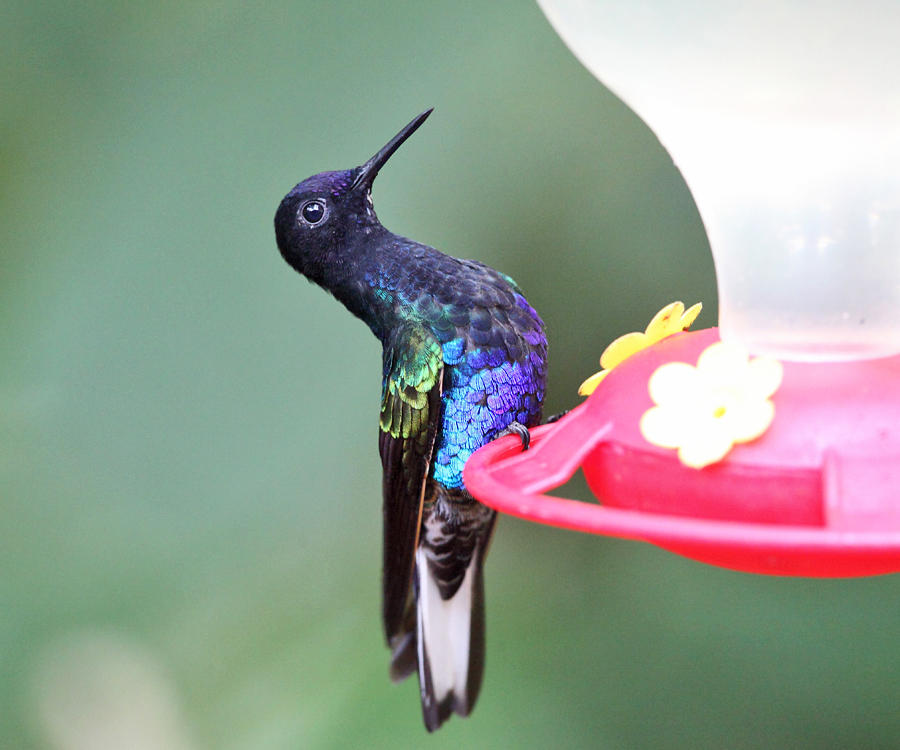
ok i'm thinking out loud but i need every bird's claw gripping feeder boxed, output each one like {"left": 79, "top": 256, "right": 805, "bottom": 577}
{"left": 465, "top": 0, "right": 900, "bottom": 578}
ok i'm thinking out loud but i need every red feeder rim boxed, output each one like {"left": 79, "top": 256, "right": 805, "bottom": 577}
{"left": 464, "top": 328, "right": 900, "bottom": 578}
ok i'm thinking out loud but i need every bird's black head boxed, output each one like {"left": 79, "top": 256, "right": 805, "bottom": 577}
{"left": 274, "top": 108, "right": 433, "bottom": 285}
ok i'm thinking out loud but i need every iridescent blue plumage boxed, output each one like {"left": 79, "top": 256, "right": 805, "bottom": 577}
{"left": 274, "top": 110, "right": 547, "bottom": 732}
{"left": 357, "top": 244, "right": 547, "bottom": 492}
{"left": 433, "top": 298, "right": 546, "bottom": 488}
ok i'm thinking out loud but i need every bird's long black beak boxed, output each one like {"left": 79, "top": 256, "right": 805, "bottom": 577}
{"left": 351, "top": 108, "right": 433, "bottom": 192}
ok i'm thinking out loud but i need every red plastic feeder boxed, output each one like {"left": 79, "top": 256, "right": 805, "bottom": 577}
{"left": 464, "top": 327, "right": 900, "bottom": 578}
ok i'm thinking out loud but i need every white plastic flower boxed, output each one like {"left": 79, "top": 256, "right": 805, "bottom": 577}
{"left": 639, "top": 341, "right": 783, "bottom": 469}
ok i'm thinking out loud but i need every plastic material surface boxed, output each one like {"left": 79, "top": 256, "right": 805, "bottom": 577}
{"left": 464, "top": 328, "right": 900, "bottom": 577}
{"left": 535, "top": 0, "right": 900, "bottom": 360}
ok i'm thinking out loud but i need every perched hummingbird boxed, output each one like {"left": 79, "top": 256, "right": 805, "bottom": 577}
{"left": 274, "top": 109, "right": 547, "bottom": 731}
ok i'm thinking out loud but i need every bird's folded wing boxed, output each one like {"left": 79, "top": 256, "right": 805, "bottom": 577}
{"left": 378, "top": 324, "right": 444, "bottom": 642}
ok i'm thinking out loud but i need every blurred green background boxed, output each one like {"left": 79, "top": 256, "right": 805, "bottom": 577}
{"left": 3, "top": 1, "right": 900, "bottom": 748}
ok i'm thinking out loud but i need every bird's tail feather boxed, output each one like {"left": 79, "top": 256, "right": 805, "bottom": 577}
{"left": 414, "top": 545, "right": 486, "bottom": 732}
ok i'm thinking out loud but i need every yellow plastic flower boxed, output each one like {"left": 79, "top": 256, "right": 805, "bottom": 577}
{"left": 639, "top": 341, "right": 783, "bottom": 469}
{"left": 579, "top": 301, "right": 702, "bottom": 395}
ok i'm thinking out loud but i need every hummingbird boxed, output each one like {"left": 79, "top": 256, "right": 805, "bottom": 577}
{"left": 274, "top": 109, "right": 547, "bottom": 731}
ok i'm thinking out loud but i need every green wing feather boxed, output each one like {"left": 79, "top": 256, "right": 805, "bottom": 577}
{"left": 378, "top": 324, "right": 443, "bottom": 644}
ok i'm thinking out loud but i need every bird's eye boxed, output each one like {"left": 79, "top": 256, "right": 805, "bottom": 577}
{"left": 300, "top": 200, "right": 326, "bottom": 225}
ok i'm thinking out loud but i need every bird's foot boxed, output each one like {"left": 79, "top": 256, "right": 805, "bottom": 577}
{"left": 496, "top": 421, "right": 531, "bottom": 451}
{"left": 544, "top": 410, "right": 569, "bottom": 424}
